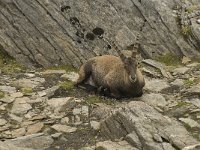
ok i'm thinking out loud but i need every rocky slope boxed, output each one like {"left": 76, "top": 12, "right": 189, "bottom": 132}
{"left": 0, "top": 56, "right": 200, "bottom": 150}
{"left": 0, "top": 0, "right": 200, "bottom": 68}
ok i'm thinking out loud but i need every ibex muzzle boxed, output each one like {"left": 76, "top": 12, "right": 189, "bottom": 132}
{"left": 75, "top": 39, "right": 145, "bottom": 98}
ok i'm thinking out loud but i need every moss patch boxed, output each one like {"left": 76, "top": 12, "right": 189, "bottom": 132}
{"left": 0, "top": 91, "right": 5, "bottom": 99}
{"left": 59, "top": 81, "right": 74, "bottom": 91}
{"left": 186, "top": 4, "right": 200, "bottom": 13}
{"left": 85, "top": 95, "right": 116, "bottom": 106}
{"left": 20, "top": 87, "right": 33, "bottom": 95}
{"left": 156, "top": 53, "right": 181, "bottom": 66}
{"left": 181, "top": 26, "right": 192, "bottom": 38}
{"left": 0, "top": 50, "right": 25, "bottom": 74}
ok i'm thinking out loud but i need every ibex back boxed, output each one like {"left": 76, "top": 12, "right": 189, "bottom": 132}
{"left": 75, "top": 41, "right": 145, "bottom": 98}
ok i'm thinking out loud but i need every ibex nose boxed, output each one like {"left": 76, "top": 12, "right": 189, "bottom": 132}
{"left": 129, "top": 75, "right": 137, "bottom": 83}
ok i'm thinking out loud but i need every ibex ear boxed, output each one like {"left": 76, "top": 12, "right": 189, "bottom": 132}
{"left": 120, "top": 54, "right": 126, "bottom": 62}
{"left": 131, "top": 50, "right": 138, "bottom": 58}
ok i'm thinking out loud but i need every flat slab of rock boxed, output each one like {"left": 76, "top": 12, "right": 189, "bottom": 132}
{"left": 0, "top": 141, "right": 33, "bottom": 150}
{"left": 5, "top": 133, "right": 54, "bottom": 150}
{"left": 41, "top": 70, "right": 66, "bottom": 75}
{"left": 51, "top": 124, "right": 77, "bottom": 133}
{"left": 179, "top": 118, "right": 200, "bottom": 129}
{"left": 11, "top": 97, "right": 32, "bottom": 115}
{"left": 0, "top": 86, "right": 16, "bottom": 93}
{"left": 26, "top": 123, "right": 44, "bottom": 135}
{"left": 144, "top": 79, "right": 170, "bottom": 92}
{"left": 96, "top": 140, "right": 137, "bottom": 150}
{"left": 100, "top": 101, "right": 199, "bottom": 150}
{"left": 13, "top": 77, "right": 45, "bottom": 89}
{"left": 172, "top": 67, "right": 190, "bottom": 75}
{"left": 61, "top": 72, "right": 79, "bottom": 82}
{"left": 47, "top": 97, "right": 72, "bottom": 112}
{"left": 140, "top": 93, "right": 167, "bottom": 109}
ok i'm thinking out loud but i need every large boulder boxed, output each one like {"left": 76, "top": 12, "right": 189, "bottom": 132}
{"left": 0, "top": 0, "right": 199, "bottom": 68}
{"left": 100, "top": 101, "right": 199, "bottom": 150}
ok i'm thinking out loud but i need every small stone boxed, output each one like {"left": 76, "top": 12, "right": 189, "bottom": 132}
{"left": 141, "top": 93, "right": 167, "bottom": 108}
{"left": 10, "top": 92, "right": 23, "bottom": 98}
{"left": 0, "top": 119, "right": 7, "bottom": 126}
{"left": 8, "top": 114, "right": 23, "bottom": 123}
{"left": 51, "top": 133, "right": 62, "bottom": 139}
{"left": 82, "top": 105, "right": 89, "bottom": 116}
{"left": 61, "top": 72, "right": 79, "bottom": 82}
{"left": 13, "top": 77, "right": 45, "bottom": 89}
{"left": 42, "top": 69, "right": 66, "bottom": 75}
{"left": 60, "top": 117, "right": 69, "bottom": 124}
{"left": 90, "top": 121, "right": 100, "bottom": 130}
{"left": 38, "top": 86, "right": 59, "bottom": 98}
{"left": 51, "top": 124, "right": 77, "bottom": 133}
{"left": 0, "top": 96, "right": 15, "bottom": 103}
{"left": 73, "top": 108, "right": 81, "bottom": 115}
{"left": 0, "top": 104, "right": 7, "bottom": 110}
{"left": 153, "top": 134, "right": 163, "bottom": 143}
{"left": 11, "top": 97, "right": 32, "bottom": 115}
{"left": 11, "top": 128, "right": 26, "bottom": 138}
{"left": 144, "top": 79, "right": 170, "bottom": 92}
{"left": 179, "top": 118, "right": 200, "bottom": 129}
{"left": 26, "top": 122, "right": 44, "bottom": 135}
{"left": 170, "top": 79, "right": 184, "bottom": 87}
{"left": 172, "top": 67, "right": 190, "bottom": 75}
{"left": 24, "top": 73, "right": 35, "bottom": 78}
{"left": 182, "top": 56, "right": 191, "bottom": 65}
{"left": 190, "top": 98, "right": 200, "bottom": 108}
{"left": 197, "top": 19, "right": 200, "bottom": 24}
{"left": 186, "top": 85, "right": 200, "bottom": 96}
{"left": 0, "top": 86, "right": 16, "bottom": 94}
{"left": 47, "top": 97, "right": 72, "bottom": 112}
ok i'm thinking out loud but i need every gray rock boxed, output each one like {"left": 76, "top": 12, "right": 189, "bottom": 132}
{"left": 47, "top": 97, "right": 72, "bottom": 112}
{"left": 11, "top": 97, "right": 32, "bottom": 115}
{"left": 73, "top": 108, "right": 81, "bottom": 115}
{"left": 51, "top": 133, "right": 62, "bottom": 139}
{"left": 82, "top": 105, "right": 89, "bottom": 116}
{"left": 140, "top": 93, "right": 167, "bottom": 109}
{"left": 51, "top": 124, "right": 77, "bottom": 133}
{"left": 61, "top": 72, "right": 79, "bottom": 82}
{"left": 100, "top": 101, "right": 199, "bottom": 150}
{"left": 190, "top": 98, "right": 200, "bottom": 108}
{"left": 41, "top": 70, "right": 66, "bottom": 75}
{"left": 183, "top": 143, "right": 200, "bottom": 150}
{"left": 185, "top": 85, "right": 200, "bottom": 96}
{"left": 11, "top": 128, "right": 26, "bottom": 138}
{"left": 10, "top": 92, "right": 23, "bottom": 98}
{"left": 26, "top": 123, "right": 44, "bottom": 135}
{"left": 179, "top": 118, "right": 200, "bottom": 129}
{"left": 0, "top": 86, "right": 16, "bottom": 94}
{"left": 0, "top": 141, "right": 33, "bottom": 150}
{"left": 96, "top": 140, "right": 137, "bottom": 150}
{"left": 8, "top": 114, "right": 23, "bottom": 123}
{"left": 0, "top": 119, "right": 7, "bottom": 126}
{"left": 0, "top": 0, "right": 199, "bottom": 68}
{"left": 13, "top": 77, "right": 45, "bottom": 89}
{"left": 144, "top": 79, "right": 170, "bottom": 92}
{"left": 5, "top": 133, "right": 54, "bottom": 150}
{"left": 172, "top": 67, "right": 190, "bottom": 75}
{"left": 60, "top": 117, "right": 69, "bottom": 124}
{"left": 90, "top": 121, "right": 100, "bottom": 131}
{"left": 0, "top": 96, "right": 15, "bottom": 103}
{"left": 170, "top": 79, "right": 184, "bottom": 87}
{"left": 37, "top": 86, "right": 59, "bottom": 98}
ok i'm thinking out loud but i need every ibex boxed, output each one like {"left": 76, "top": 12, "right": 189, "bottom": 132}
{"left": 75, "top": 38, "right": 145, "bottom": 98}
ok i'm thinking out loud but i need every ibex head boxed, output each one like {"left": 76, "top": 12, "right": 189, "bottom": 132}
{"left": 112, "top": 36, "right": 140, "bottom": 83}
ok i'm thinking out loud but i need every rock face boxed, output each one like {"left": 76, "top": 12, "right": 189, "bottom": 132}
{"left": 0, "top": 0, "right": 200, "bottom": 68}
{"left": 100, "top": 101, "right": 199, "bottom": 150}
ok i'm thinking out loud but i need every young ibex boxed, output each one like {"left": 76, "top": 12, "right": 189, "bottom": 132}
{"left": 75, "top": 37, "right": 145, "bottom": 98}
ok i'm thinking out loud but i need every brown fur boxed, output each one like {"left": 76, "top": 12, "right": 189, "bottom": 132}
{"left": 75, "top": 55, "right": 145, "bottom": 98}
